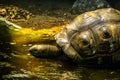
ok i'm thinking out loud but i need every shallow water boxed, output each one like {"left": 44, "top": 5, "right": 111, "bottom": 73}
{"left": 0, "top": 44, "right": 120, "bottom": 80}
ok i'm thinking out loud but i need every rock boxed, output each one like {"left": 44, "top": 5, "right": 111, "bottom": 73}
{"left": 0, "top": 5, "right": 32, "bottom": 20}
{"left": 71, "top": 0, "right": 110, "bottom": 14}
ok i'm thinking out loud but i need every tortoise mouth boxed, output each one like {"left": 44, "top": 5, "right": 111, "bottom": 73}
{"left": 29, "top": 49, "right": 38, "bottom": 57}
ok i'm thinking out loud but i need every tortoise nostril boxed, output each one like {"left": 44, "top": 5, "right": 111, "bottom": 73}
{"left": 29, "top": 48, "right": 40, "bottom": 57}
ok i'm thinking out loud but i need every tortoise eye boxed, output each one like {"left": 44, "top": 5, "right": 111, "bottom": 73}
{"left": 101, "top": 27, "right": 111, "bottom": 38}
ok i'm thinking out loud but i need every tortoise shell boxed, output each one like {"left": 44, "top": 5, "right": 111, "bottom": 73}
{"left": 55, "top": 8, "right": 120, "bottom": 61}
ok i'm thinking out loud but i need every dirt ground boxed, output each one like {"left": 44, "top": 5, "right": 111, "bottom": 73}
{"left": 1, "top": 0, "right": 77, "bottom": 29}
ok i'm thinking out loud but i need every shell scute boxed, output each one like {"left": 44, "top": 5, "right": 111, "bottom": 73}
{"left": 55, "top": 8, "right": 120, "bottom": 60}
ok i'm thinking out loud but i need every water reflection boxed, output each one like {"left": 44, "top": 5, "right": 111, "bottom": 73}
{"left": 1, "top": 47, "right": 120, "bottom": 80}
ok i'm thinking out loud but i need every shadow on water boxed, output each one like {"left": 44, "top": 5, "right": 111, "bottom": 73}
{"left": 0, "top": 20, "right": 13, "bottom": 53}
{"left": 64, "top": 59, "right": 120, "bottom": 79}
{"left": 0, "top": 20, "right": 14, "bottom": 79}
{"left": 55, "top": 59, "right": 120, "bottom": 80}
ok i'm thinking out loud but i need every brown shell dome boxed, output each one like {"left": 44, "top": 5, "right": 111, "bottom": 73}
{"left": 55, "top": 8, "right": 120, "bottom": 60}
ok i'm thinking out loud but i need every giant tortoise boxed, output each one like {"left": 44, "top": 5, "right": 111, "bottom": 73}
{"left": 29, "top": 8, "right": 120, "bottom": 64}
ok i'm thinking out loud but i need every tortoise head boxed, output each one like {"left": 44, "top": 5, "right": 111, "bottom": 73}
{"left": 29, "top": 44, "right": 61, "bottom": 58}
{"left": 29, "top": 45, "right": 45, "bottom": 57}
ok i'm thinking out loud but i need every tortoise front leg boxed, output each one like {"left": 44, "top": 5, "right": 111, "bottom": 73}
{"left": 62, "top": 44, "right": 83, "bottom": 63}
